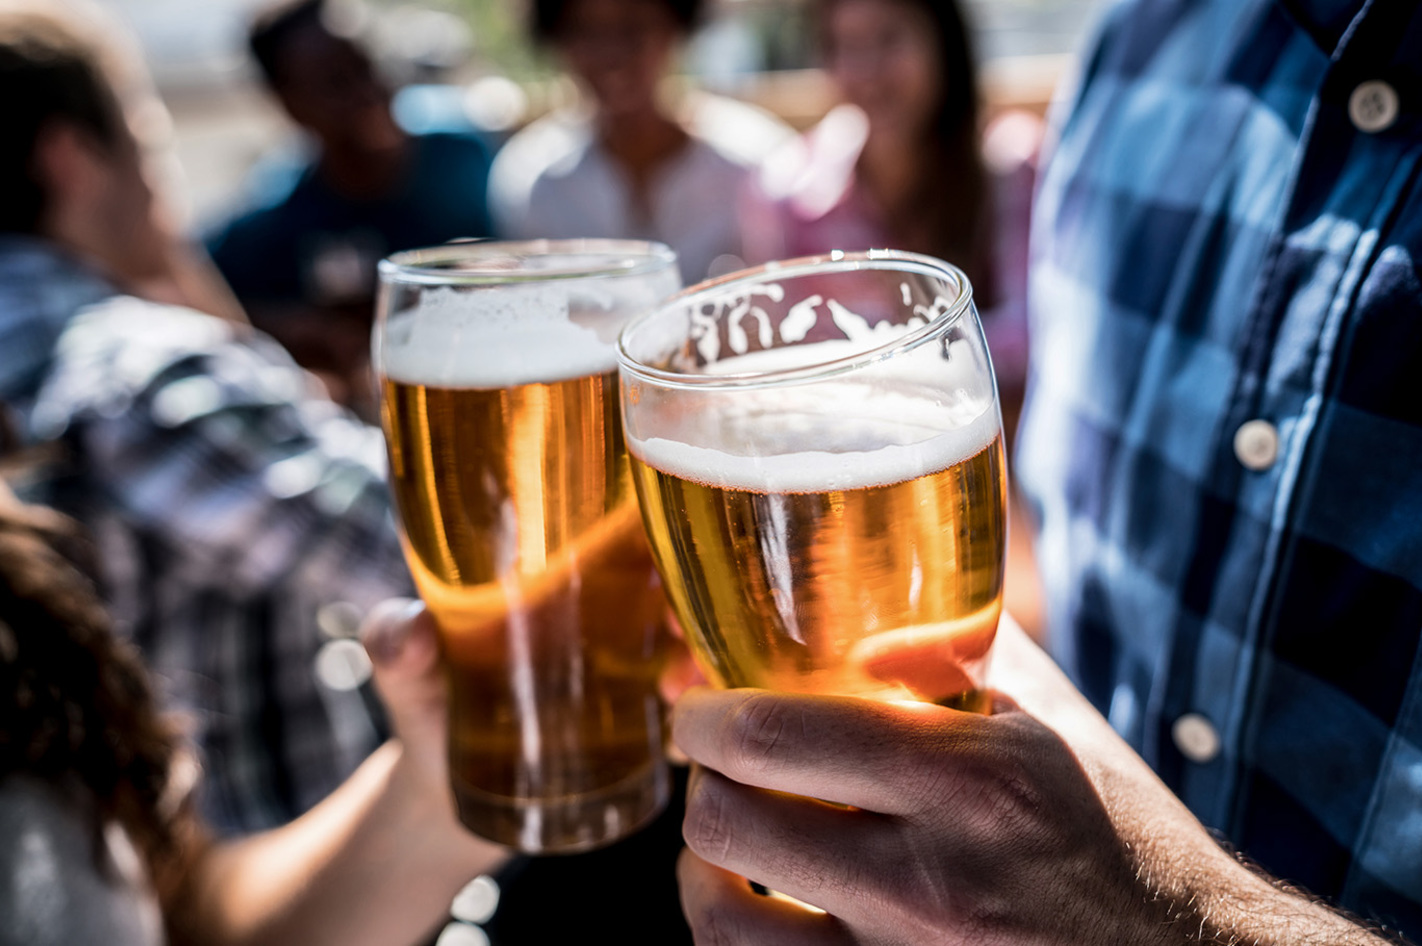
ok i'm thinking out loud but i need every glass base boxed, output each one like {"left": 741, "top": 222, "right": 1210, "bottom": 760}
{"left": 453, "top": 761, "right": 671, "bottom": 854}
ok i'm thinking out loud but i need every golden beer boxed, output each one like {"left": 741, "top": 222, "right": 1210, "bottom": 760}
{"left": 383, "top": 369, "right": 670, "bottom": 850}
{"left": 631, "top": 423, "right": 1005, "bottom": 712}
{"left": 621, "top": 250, "right": 1008, "bottom": 713}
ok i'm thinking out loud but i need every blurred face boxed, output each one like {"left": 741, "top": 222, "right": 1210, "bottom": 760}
{"left": 554, "top": 0, "right": 681, "bottom": 119}
{"left": 72, "top": 119, "right": 169, "bottom": 281}
{"left": 272, "top": 24, "right": 402, "bottom": 153}
{"left": 825, "top": 0, "right": 942, "bottom": 141}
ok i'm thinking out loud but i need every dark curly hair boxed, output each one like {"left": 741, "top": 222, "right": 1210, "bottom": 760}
{"left": 248, "top": 0, "right": 326, "bottom": 89}
{"left": 531, "top": 0, "right": 703, "bottom": 43}
{"left": 0, "top": 487, "right": 198, "bottom": 911}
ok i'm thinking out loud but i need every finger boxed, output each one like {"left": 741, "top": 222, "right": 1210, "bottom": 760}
{"left": 683, "top": 765, "right": 902, "bottom": 922}
{"left": 360, "top": 598, "right": 445, "bottom": 744}
{"left": 677, "top": 848, "right": 854, "bottom": 946}
{"left": 361, "top": 598, "right": 437, "bottom": 673}
{"left": 672, "top": 687, "right": 993, "bottom": 814}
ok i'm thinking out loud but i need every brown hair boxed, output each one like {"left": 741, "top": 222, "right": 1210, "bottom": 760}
{"left": 248, "top": 0, "right": 325, "bottom": 89}
{"left": 0, "top": 485, "right": 199, "bottom": 910}
{"left": 820, "top": 0, "right": 996, "bottom": 305}
{"left": 532, "top": 0, "right": 704, "bottom": 43}
{"left": 0, "top": 4, "right": 126, "bottom": 234}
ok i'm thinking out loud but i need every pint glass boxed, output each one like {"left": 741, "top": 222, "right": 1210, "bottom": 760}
{"left": 375, "top": 240, "right": 681, "bottom": 852}
{"left": 618, "top": 251, "right": 1006, "bottom": 711}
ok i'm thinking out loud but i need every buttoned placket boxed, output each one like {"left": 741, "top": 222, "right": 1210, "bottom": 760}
{"left": 1169, "top": 4, "right": 1420, "bottom": 835}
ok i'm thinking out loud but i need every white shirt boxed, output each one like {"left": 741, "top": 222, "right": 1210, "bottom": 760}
{"left": 489, "top": 92, "right": 792, "bottom": 285}
{"left": 0, "top": 778, "right": 163, "bottom": 946}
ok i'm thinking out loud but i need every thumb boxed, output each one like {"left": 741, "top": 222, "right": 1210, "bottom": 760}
{"left": 360, "top": 598, "right": 446, "bottom": 769}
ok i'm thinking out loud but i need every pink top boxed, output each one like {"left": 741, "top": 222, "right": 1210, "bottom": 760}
{"left": 739, "top": 105, "right": 1041, "bottom": 393}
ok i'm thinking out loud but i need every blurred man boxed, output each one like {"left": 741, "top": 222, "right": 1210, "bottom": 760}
{"left": 0, "top": 0, "right": 412, "bottom": 836}
{"left": 206, "top": 0, "right": 495, "bottom": 416}
{"left": 488, "top": 0, "right": 792, "bottom": 284}
{"left": 0, "top": 7, "right": 698, "bottom": 943}
{"left": 673, "top": 0, "right": 1422, "bottom": 943}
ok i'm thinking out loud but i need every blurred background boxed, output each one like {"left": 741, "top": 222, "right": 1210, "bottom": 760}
{"left": 95, "top": 0, "right": 1106, "bottom": 231}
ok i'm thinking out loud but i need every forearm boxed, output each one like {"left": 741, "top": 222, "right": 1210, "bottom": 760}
{"left": 999, "top": 623, "right": 1404, "bottom": 946}
{"left": 1127, "top": 796, "right": 1404, "bottom": 945}
{"left": 174, "top": 741, "right": 509, "bottom": 946}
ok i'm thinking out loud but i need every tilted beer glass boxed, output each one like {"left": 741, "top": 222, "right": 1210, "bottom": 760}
{"left": 618, "top": 251, "right": 1005, "bottom": 710}
{"left": 375, "top": 240, "right": 681, "bottom": 853}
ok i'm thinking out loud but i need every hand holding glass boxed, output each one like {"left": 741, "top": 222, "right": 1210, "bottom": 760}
{"left": 618, "top": 251, "right": 1006, "bottom": 710}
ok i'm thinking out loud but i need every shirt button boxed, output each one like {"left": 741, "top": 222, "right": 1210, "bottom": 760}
{"left": 1172, "top": 713, "right": 1222, "bottom": 764}
{"left": 1233, "top": 419, "right": 1279, "bottom": 471}
{"left": 1349, "top": 80, "right": 1400, "bottom": 133}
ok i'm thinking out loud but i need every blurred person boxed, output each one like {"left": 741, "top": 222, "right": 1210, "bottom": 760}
{"left": 671, "top": 0, "right": 1422, "bottom": 943}
{"left": 0, "top": 0, "right": 416, "bottom": 836}
{"left": 487, "top": 0, "right": 792, "bottom": 284}
{"left": 0, "top": 7, "right": 698, "bottom": 942}
{"left": 0, "top": 0, "right": 243, "bottom": 329}
{"left": 0, "top": 482, "right": 507, "bottom": 946}
{"left": 740, "top": 0, "right": 1040, "bottom": 409}
{"left": 740, "top": 0, "right": 1044, "bottom": 633}
{"left": 205, "top": 0, "right": 496, "bottom": 417}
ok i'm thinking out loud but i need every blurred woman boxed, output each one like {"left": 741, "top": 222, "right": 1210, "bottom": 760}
{"left": 0, "top": 482, "right": 506, "bottom": 946}
{"left": 740, "top": 0, "right": 1044, "bottom": 632}
{"left": 743, "top": 0, "right": 1040, "bottom": 420}
{"left": 488, "top": 0, "right": 791, "bottom": 283}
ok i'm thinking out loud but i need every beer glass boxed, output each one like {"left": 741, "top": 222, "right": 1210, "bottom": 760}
{"left": 375, "top": 240, "right": 681, "bottom": 853}
{"left": 618, "top": 251, "right": 1005, "bottom": 710}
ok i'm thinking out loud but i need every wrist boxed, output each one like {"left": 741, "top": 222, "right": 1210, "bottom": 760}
{"left": 381, "top": 741, "right": 511, "bottom": 877}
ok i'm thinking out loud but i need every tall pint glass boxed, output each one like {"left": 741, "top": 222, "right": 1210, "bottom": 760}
{"left": 375, "top": 240, "right": 681, "bottom": 853}
{"left": 618, "top": 251, "right": 1006, "bottom": 711}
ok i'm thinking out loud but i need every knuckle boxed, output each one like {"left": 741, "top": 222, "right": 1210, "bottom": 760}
{"left": 683, "top": 773, "right": 736, "bottom": 863}
{"left": 960, "top": 896, "right": 1014, "bottom": 940}
{"left": 686, "top": 900, "right": 745, "bottom": 946}
{"left": 724, "top": 693, "right": 792, "bottom": 775}
{"left": 980, "top": 766, "right": 1043, "bottom": 832}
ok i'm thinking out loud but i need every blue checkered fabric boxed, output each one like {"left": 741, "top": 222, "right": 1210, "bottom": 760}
{"left": 1016, "top": 0, "right": 1422, "bottom": 935}
{"left": 0, "top": 238, "right": 414, "bottom": 835}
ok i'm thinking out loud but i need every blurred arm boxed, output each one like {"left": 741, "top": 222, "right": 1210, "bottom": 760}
{"left": 173, "top": 602, "right": 510, "bottom": 946}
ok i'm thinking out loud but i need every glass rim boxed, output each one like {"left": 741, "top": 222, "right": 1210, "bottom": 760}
{"left": 378, "top": 238, "right": 679, "bottom": 286}
{"left": 616, "top": 249, "right": 975, "bottom": 390}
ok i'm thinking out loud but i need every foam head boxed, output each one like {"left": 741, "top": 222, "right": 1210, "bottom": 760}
{"left": 627, "top": 338, "right": 1001, "bottom": 494}
{"left": 377, "top": 244, "right": 680, "bottom": 389}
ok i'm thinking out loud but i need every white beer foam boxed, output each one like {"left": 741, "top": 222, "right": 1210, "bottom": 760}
{"left": 381, "top": 284, "right": 619, "bottom": 388}
{"left": 629, "top": 377, "right": 1000, "bottom": 494}
{"left": 632, "top": 409, "right": 998, "bottom": 494}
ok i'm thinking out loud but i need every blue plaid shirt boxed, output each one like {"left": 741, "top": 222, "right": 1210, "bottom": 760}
{"left": 1016, "top": 0, "right": 1422, "bottom": 935}
{"left": 0, "top": 238, "right": 413, "bottom": 834}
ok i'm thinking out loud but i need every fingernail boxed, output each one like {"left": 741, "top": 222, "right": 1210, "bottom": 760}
{"left": 361, "top": 597, "right": 422, "bottom": 666}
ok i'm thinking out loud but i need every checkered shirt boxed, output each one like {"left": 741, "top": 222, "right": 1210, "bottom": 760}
{"left": 0, "top": 238, "right": 413, "bottom": 834}
{"left": 1016, "top": 0, "right": 1422, "bottom": 934}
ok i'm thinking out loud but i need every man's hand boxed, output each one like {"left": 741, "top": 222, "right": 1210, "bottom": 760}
{"left": 673, "top": 689, "right": 1167, "bottom": 944}
{"left": 672, "top": 618, "right": 1396, "bottom": 946}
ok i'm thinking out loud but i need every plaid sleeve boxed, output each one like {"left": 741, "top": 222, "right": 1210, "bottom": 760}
{"left": 36, "top": 297, "right": 414, "bottom": 832}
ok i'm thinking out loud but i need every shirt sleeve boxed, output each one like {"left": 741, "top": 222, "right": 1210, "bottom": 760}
{"left": 35, "top": 296, "right": 413, "bottom": 831}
